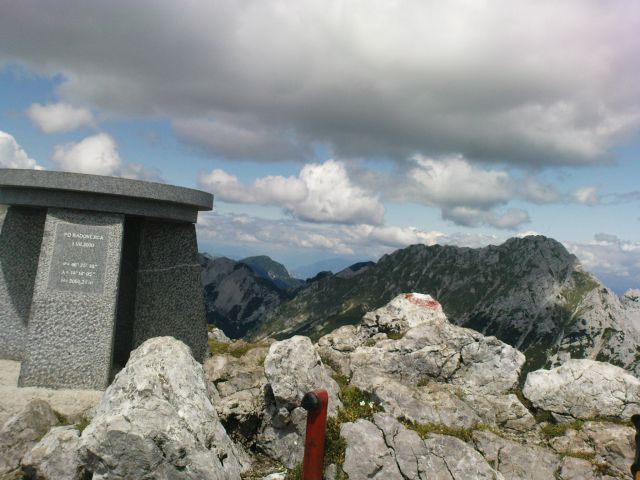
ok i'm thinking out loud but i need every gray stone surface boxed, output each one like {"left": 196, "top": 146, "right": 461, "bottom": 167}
{"left": 0, "top": 168, "right": 213, "bottom": 223}
{"left": 0, "top": 205, "right": 46, "bottom": 360}
{"left": 21, "top": 425, "right": 85, "bottom": 480}
{"left": 79, "top": 336, "right": 247, "bottom": 480}
{"left": 523, "top": 359, "right": 640, "bottom": 419}
{"left": 132, "top": 220, "right": 208, "bottom": 361}
{"left": 19, "top": 209, "right": 124, "bottom": 390}
{"left": 0, "top": 399, "right": 60, "bottom": 477}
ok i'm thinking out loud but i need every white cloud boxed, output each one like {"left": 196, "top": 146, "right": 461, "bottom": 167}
{"left": 199, "top": 160, "right": 384, "bottom": 225}
{"left": 1, "top": 1, "right": 637, "bottom": 165}
{"left": 50, "top": 133, "right": 163, "bottom": 181}
{"left": 572, "top": 186, "right": 600, "bottom": 205}
{"left": 52, "top": 133, "right": 121, "bottom": 175}
{"left": 565, "top": 235, "right": 640, "bottom": 292}
{"left": 0, "top": 131, "right": 43, "bottom": 170}
{"left": 27, "top": 102, "right": 94, "bottom": 134}
{"left": 405, "top": 155, "right": 514, "bottom": 208}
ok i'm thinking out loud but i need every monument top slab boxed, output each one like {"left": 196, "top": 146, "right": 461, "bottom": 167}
{"left": 0, "top": 169, "right": 213, "bottom": 223}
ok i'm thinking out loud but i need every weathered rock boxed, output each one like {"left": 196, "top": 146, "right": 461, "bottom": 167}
{"left": 340, "top": 413, "right": 500, "bottom": 480}
{"left": 341, "top": 418, "right": 403, "bottom": 479}
{"left": 205, "top": 346, "right": 269, "bottom": 441}
{"left": 473, "top": 430, "right": 560, "bottom": 480}
{"left": 258, "top": 336, "right": 343, "bottom": 468}
{"left": 523, "top": 359, "right": 640, "bottom": 419}
{"left": 348, "top": 294, "right": 524, "bottom": 396}
{"left": 422, "top": 433, "right": 501, "bottom": 480}
{"left": 361, "top": 293, "right": 448, "bottom": 334}
{"left": 79, "top": 336, "right": 247, "bottom": 480}
{"left": 21, "top": 425, "right": 84, "bottom": 480}
{"left": 257, "top": 405, "right": 307, "bottom": 469}
{"left": 264, "top": 336, "right": 341, "bottom": 415}
{"left": 0, "top": 399, "right": 59, "bottom": 476}
{"left": 581, "top": 421, "right": 634, "bottom": 476}
{"left": 558, "top": 456, "right": 597, "bottom": 480}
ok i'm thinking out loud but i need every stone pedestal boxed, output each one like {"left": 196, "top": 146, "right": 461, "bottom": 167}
{"left": 19, "top": 209, "right": 124, "bottom": 389}
{"left": 0, "top": 169, "right": 213, "bottom": 390}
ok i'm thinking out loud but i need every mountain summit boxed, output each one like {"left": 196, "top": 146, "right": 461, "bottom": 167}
{"left": 250, "top": 236, "right": 640, "bottom": 375}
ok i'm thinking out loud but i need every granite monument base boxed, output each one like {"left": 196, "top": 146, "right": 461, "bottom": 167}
{"left": 18, "top": 209, "right": 124, "bottom": 390}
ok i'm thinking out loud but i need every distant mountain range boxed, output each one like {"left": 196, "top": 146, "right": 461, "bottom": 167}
{"left": 200, "top": 236, "right": 640, "bottom": 375}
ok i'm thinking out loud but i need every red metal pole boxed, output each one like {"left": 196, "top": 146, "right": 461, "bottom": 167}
{"left": 301, "top": 389, "right": 329, "bottom": 480}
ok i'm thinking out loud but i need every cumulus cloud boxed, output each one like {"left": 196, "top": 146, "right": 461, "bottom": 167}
{"left": 0, "top": 131, "right": 43, "bottom": 170}
{"left": 26, "top": 102, "right": 94, "bottom": 133}
{"left": 1, "top": 1, "right": 637, "bottom": 165}
{"left": 52, "top": 133, "right": 121, "bottom": 175}
{"left": 404, "top": 155, "right": 514, "bottom": 208}
{"left": 51, "top": 133, "right": 163, "bottom": 181}
{"left": 199, "top": 160, "right": 384, "bottom": 225}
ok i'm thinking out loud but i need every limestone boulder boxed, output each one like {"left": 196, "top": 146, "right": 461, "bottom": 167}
{"left": 79, "top": 336, "right": 247, "bottom": 480}
{"left": 264, "top": 335, "right": 342, "bottom": 415}
{"left": 21, "top": 425, "right": 84, "bottom": 480}
{"left": 523, "top": 359, "right": 640, "bottom": 419}
{"left": 0, "top": 399, "right": 59, "bottom": 476}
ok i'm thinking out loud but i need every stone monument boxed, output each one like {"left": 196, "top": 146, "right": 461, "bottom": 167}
{"left": 0, "top": 168, "right": 213, "bottom": 390}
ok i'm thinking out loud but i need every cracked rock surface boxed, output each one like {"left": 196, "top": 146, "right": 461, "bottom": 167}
{"left": 523, "top": 359, "right": 640, "bottom": 419}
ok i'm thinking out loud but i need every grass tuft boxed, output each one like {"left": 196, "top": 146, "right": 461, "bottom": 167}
{"left": 399, "top": 417, "right": 474, "bottom": 443}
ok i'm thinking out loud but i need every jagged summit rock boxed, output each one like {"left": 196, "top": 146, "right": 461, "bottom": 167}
{"left": 80, "top": 336, "right": 247, "bottom": 479}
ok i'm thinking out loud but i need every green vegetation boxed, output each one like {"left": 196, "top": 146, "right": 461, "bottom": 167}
{"left": 399, "top": 417, "right": 475, "bottom": 442}
{"left": 336, "top": 386, "right": 384, "bottom": 424}
{"left": 208, "top": 339, "right": 260, "bottom": 358}
{"left": 75, "top": 417, "right": 91, "bottom": 433}
{"left": 541, "top": 419, "right": 584, "bottom": 437}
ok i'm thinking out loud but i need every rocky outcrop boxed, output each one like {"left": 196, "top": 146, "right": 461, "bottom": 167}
{"left": 258, "top": 336, "right": 342, "bottom": 468}
{"left": 319, "top": 294, "right": 533, "bottom": 433}
{"left": 79, "top": 336, "right": 247, "bottom": 480}
{"left": 523, "top": 359, "right": 640, "bottom": 420}
{"left": 0, "top": 399, "right": 60, "bottom": 477}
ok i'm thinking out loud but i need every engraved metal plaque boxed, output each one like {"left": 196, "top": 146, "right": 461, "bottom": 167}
{"left": 47, "top": 223, "right": 109, "bottom": 294}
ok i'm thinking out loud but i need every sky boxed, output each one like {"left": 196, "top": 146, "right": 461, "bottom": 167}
{"left": 0, "top": 0, "right": 639, "bottom": 292}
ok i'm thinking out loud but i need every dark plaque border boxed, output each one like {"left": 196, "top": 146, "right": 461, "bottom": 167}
{"left": 47, "top": 222, "right": 109, "bottom": 294}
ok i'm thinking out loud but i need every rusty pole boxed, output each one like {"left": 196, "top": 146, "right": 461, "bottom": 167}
{"left": 300, "top": 389, "right": 329, "bottom": 480}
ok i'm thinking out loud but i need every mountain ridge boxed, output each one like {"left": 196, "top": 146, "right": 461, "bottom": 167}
{"left": 244, "top": 235, "right": 640, "bottom": 376}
